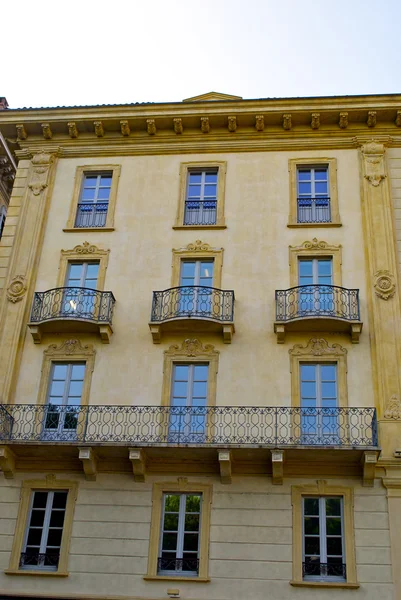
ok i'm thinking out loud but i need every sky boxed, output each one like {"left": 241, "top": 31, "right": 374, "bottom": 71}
{"left": 2, "top": 0, "right": 401, "bottom": 109}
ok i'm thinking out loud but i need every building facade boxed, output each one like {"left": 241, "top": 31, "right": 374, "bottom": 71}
{"left": 0, "top": 91, "right": 400, "bottom": 600}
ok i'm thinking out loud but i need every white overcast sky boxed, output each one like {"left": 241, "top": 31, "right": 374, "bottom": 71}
{"left": 2, "top": 0, "right": 401, "bottom": 109}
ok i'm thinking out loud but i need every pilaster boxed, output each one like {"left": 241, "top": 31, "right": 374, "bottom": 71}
{"left": 0, "top": 149, "right": 58, "bottom": 403}
{"left": 359, "top": 140, "right": 401, "bottom": 458}
{"left": 383, "top": 476, "right": 401, "bottom": 600}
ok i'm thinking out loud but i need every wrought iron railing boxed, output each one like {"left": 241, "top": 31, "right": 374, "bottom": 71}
{"left": 30, "top": 287, "right": 115, "bottom": 324}
{"left": 75, "top": 202, "right": 109, "bottom": 228}
{"left": 297, "top": 197, "right": 331, "bottom": 223}
{"left": 0, "top": 405, "right": 378, "bottom": 447}
{"left": 276, "top": 285, "right": 360, "bottom": 322}
{"left": 150, "top": 286, "right": 234, "bottom": 323}
{"left": 303, "top": 561, "right": 346, "bottom": 579}
{"left": 158, "top": 557, "right": 199, "bottom": 573}
{"left": 184, "top": 200, "right": 217, "bottom": 225}
{"left": 20, "top": 551, "right": 60, "bottom": 569}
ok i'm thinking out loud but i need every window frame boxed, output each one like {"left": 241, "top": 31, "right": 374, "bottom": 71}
{"left": 289, "top": 239, "right": 342, "bottom": 287}
{"left": 6, "top": 478, "right": 78, "bottom": 577}
{"left": 291, "top": 482, "right": 358, "bottom": 588}
{"left": 145, "top": 481, "right": 212, "bottom": 582}
{"left": 57, "top": 243, "right": 110, "bottom": 290}
{"left": 174, "top": 161, "right": 227, "bottom": 230}
{"left": 65, "top": 165, "right": 121, "bottom": 232}
{"left": 288, "top": 158, "right": 341, "bottom": 227}
{"left": 171, "top": 241, "right": 223, "bottom": 289}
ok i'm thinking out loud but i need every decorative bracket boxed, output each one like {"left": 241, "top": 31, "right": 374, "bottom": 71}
{"left": 311, "top": 113, "right": 320, "bottom": 130}
{"left": 68, "top": 122, "right": 79, "bottom": 138}
{"left": 78, "top": 447, "right": 97, "bottom": 481}
{"left": 173, "top": 118, "right": 183, "bottom": 134}
{"left": 255, "top": 115, "right": 264, "bottom": 131}
{"left": 227, "top": 116, "right": 237, "bottom": 133}
{"left": 339, "top": 112, "right": 348, "bottom": 129}
{"left": 218, "top": 450, "right": 232, "bottom": 484}
{"left": 283, "top": 114, "right": 292, "bottom": 130}
{"left": 41, "top": 124, "right": 52, "bottom": 139}
{"left": 120, "top": 120, "right": 131, "bottom": 136}
{"left": 147, "top": 119, "right": 156, "bottom": 135}
{"left": 271, "top": 449, "right": 284, "bottom": 485}
{"left": 361, "top": 451, "right": 378, "bottom": 487}
{"left": 0, "top": 446, "right": 16, "bottom": 479}
{"left": 200, "top": 117, "right": 210, "bottom": 133}
{"left": 129, "top": 448, "right": 146, "bottom": 482}
{"left": 94, "top": 121, "right": 104, "bottom": 137}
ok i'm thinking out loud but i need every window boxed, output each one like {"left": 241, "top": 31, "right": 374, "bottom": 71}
{"left": 158, "top": 493, "right": 202, "bottom": 576}
{"left": 169, "top": 364, "right": 209, "bottom": 442}
{"left": 297, "top": 167, "right": 330, "bottom": 223}
{"left": 303, "top": 497, "right": 345, "bottom": 581}
{"left": 65, "top": 165, "right": 121, "bottom": 231}
{"left": 298, "top": 258, "right": 334, "bottom": 314}
{"left": 44, "top": 362, "right": 86, "bottom": 440}
{"left": 174, "top": 162, "right": 227, "bottom": 229}
{"left": 291, "top": 483, "right": 357, "bottom": 588}
{"left": 184, "top": 169, "right": 218, "bottom": 226}
{"left": 0, "top": 205, "right": 6, "bottom": 239}
{"left": 288, "top": 158, "right": 341, "bottom": 227}
{"left": 300, "top": 363, "right": 338, "bottom": 443}
{"left": 289, "top": 239, "right": 342, "bottom": 287}
{"left": 61, "top": 261, "right": 100, "bottom": 318}
{"left": 146, "top": 481, "right": 212, "bottom": 581}
{"left": 20, "top": 490, "right": 68, "bottom": 571}
{"left": 75, "top": 173, "right": 112, "bottom": 228}
{"left": 7, "top": 479, "right": 78, "bottom": 576}
{"left": 178, "top": 259, "right": 214, "bottom": 317}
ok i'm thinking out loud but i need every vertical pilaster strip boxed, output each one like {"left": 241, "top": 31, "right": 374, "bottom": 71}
{"left": 359, "top": 140, "right": 401, "bottom": 457}
{"left": 0, "top": 150, "right": 58, "bottom": 402}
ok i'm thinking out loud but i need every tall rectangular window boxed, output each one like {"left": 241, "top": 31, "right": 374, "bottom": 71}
{"left": 298, "top": 258, "right": 334, "bottom": 314}
{"left": 158, "top": 493, "right": 202, "bottom": 576}
{"left": 20, "top": 490, "right": 68, "bottom": 571}
{"left": 297, "top": 167, "right": 331, "bottom": 223}
{"left": 303, "top": 496, "right": 345, "bottom": 581}
{"left": 44, "top": 363, "right": 85, "bottom": 439}
{"left": 169, "top": 364, "right": 208, "bottom": 442}
{"left": 62, "top": 261, "right": 100, "bottom": 317}
{"left": 75, "top": 172, "right": 112, "bottom": 228}
{"left": 184, "top": 169, "right": 218, "bottom": 226}
{"left": 300, "top": 363, "right": 338, "bottom": 442}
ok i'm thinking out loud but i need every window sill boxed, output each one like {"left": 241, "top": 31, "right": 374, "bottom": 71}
{"left": 290, "top": 580, "right": 359, "bottom": 589}
{"left": 144, "top": 575, "right": 210, "bottom": 583}
{"left": 287, "top": 222, "right": 342, "bottom": 228}
{"left": 173, "top": 225, "right": 226, "bottom": 230}
{"left": 63, "top": 227, "right": 115, "bottom": 232}
{"left": 5, "top": 569, "right": 69, "bottom": 577}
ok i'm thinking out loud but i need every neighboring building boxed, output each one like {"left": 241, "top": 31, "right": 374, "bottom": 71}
{"left": 0, "top": 91, "right": 400, "bottom": 600}
{"left": 0, "top": 97, "right": 16, "bottom": 241}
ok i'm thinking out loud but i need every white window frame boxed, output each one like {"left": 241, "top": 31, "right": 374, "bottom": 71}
{"left": 184, "top": 168, "right": 218, "bottom": 226}
{"left": 21, "top": 490, "right": 68, "bottom": 571}
{"left": 171, "top": 363, "right": 209, "bottom": 409}
{"left": 158, "top": 492, "right": 202, "bottom": 576}
{"left": 298, "top": 258, "right": 333, "bottom": 286}
{"left": 44, "top": 362, "right": 86, "bottom": 438}
{"left": 300, "top": 363, "right": 338, "bottom": 409}
{"left": 65, "top": 261, "right": 100, "bottom": 288}
{"left": 302, "top": 496, "right": 345, "bottom": 582}
{"left": 80, "top": 172, "right": 112, "bottom": 206}
{"left": 297, "top": 166, "right": 331, "bottom": 223}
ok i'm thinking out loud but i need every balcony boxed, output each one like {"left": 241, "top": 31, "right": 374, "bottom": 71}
{"left": 274, "top": 285, "right": 363, "bottom": 343}
{"left": 297, "top": 197, "right": 331, "bottom": 224}
{"left": 75, "top": 202, "right": 108, "bottom": 228}
{"left": 149, "top": 286, "right": 235, "bottom": 343}
{"left": 184, "top": 200, "right": 217, "bottom": 226}
{"left": 0, "top": 404, "right": 379, "bottom": 484}
{"left": 28, "top": 287, "right": 115, "bottom": 344}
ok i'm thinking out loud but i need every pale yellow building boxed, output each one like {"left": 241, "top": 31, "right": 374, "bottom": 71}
{"left": 0, "top": 91, "right": 400, "bottom": 600}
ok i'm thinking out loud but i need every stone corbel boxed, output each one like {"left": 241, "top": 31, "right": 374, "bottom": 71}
{"left": 16, "top": 124, "right": 27, "bottom": 140}
{"left": 227, "top": 116, "right": 237, "bottom": 133}
{"left": 361, "top": 140, "right": 387, "bottom": 187}
{"left": 41, "top": 124, "right": 52, "bottom": 139}
{"left": 120, "top": 120, "right": 130, "bottom": 136}
{"left": 147, "top": 119, "right": 156, "bottom": 135}
{"left": 271, "top": 449, "right": 284, "bottom": 485}
{"left": 311, "top": 113, "right": 320, "bottom": 130}
{"left": 367, "top": 111, "right": 377, "bottom": 128}
{"left": 361, "top": 451, "right": 378, "bottom": 487}
{"left": 395, "top": 111, "right": 401, "bottom": 127}
{"left": 78, "top": 447, "right": 97, "bottom": 481}
{"left": 94, "top": 121, "right": 104, "bottom": 137}
{"left": 283, "top": 114, "right": 292, "bottom": 130}
{"left": 173, "top": 118, "right": 183, "bottom": 134}
{"left": 218, "top": 450, "right": 232, "bottom": 484}
{"left": 255, "top": 115, "right": 264, "bottom": 131}
{"left": 68, "top": 122, "right": 79, "bottom": 138}
{"left": 129, "top": 448, "right": 146, "bottom": 482}
{"left": 0, "top": 446, "right": 16, "bottom": 479}
{"left": 339, "top": 112, "right": 348, "bottom": 129}
{"left": 200, "top": 117, "right": 210, "bottom": 133}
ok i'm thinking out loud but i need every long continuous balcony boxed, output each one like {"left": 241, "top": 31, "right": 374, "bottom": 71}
{"left": 149, "top": 286, "right": 235, "bottom": 343}
{"left": 274, "top": 285, "right": 363, "bottom": 343}
{"left": 0, "top": 404, "right": 377, "bottom": 448}
{"left": 28, "top": 287, "right": 115, "bottom": 344}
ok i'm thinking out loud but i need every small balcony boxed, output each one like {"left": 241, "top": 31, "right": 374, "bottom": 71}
{"left": 297, "top": 197, "right": 331, "bottom": 224}
{"left": 184, "top": 200, "right": 217, "bottom": 226}
{"left": 28, "top": 287, "right": 115, "bottom": 344}
{"left": 75, "top": 202, "right": 108, "bottom": 228}
{"left": 0, "top": 405, "right": 379, "bottom": 484}
{"left": 274, "top": 285, "right": 363, "bottom": 343}
{"left": 149, "top": 286, "right": 235, "bottom": 343}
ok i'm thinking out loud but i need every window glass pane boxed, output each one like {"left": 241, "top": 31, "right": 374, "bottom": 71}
{"left": 181, "top": 262, "right": 195, "bottom": 278}
{"left": 320, "top": 364, "right": 336, "bottom": 380}
{"left": 299, "top": 261, "right": 313, "bottom": 277}
{"left": 317, "top": 261, "right": 332, "bottom": 276}
{"left": 50, "top": 380, "right": 65, "bottom": 397}
{"left": 68, "top": 264, "right": 83, "bottom": 280}
{"left": 52, "top": 364, "right": 68, "bottom": 380}
{"left": 298, "top": 170, "right": 311, "bottom": 181}
{"left": 84, "top": 175, "right": 98, "bottom": 186}
{"left": 205, "top": 171, "right": 218, "bottom": 183}
{"left": 188, "top": 172, "right": 202, "bottom": 184}
{"left": 27, "top": 529, "right": 42, "bottom": 546}
{"left": 46, "top": 528, "right": 63, "bottom": 547}
{"left": 97, "top": 187, "right": 111, "bottom": 200}
{"left": 188, "top": 185, "right": 201, "bottom": 198}
{"left": 200, "top": 262, "right": 214, "bottom": 278}
{"left": 315, "top": 182, "right": 328, "bottom": 194}
{"left": 164, "top": 494, "right": 180, "bottom": 512}
{"left": 204, "top": 184, "right": 217, "bottom": 197}
{"left": 68, "top": 380, "right": 83, "bottom": 397}
{"left": 183, "top": 533, "right": 199, "bottom": 551}
{"left": 81, "top": 188, "right": 96, "bottom": 201}
{"left": 163, "top": 514, "right": 179, "bottom": 531}
{"left": 186, "top": 494, "right": 201, "bottom": 512}
{"left": 301, "top": 381, "right": 316, "bottom": 399}
{"left": 193, "top": 365, "right": 208, "bottom": 381}
{"left": 192, "top": 382, "right": 207, "bottom": 398}
{"left": 301, "top": 364, "right": 316, "bottom": 381}
{"left": 304, "top": 537, "right": 320, "bottom": 555}
{"left": 314, "top": 169, "right": 328, "bottom": 180}
{"left": 71, "top": 364, "right": 86, "bottom": 380}
{"left": 327, "top": 537, "right": 342, "bottom": 556}
{"left": 326, "top": 517, "right": 342, "bottom": 535}
{"left": 29, "top": 510, "right": 45, "bottom": 527}
{"left": 86, "top": 263, "right": 99, "bottom": 279}
{"left": 100, "top": 175, "right": 112, "bottom": 186}
{"left": 304, "top": 517, "right": 319, "bottom": 535}
{"left": 299, "top": 182, "right": 312, "bottom": 194}
{"left": 174, "top": 365, "right": 189, "bottom": 381}
{"left": 173, "top": 381, "right": 188, "bottom": 397}
{"left": 304, "top": 498, "right": 319, "bottom": 515}
{"left": 49, "top": 511, "right": 66, "bottom": 528}
{"left": 185, "top": 514, "right": 200, "bottom": 532}
{"left": 325, "top": 498, "right": 341, "bottom": 516}
{"left": 162, "top": 532, "right": 178, "bottom": 550}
